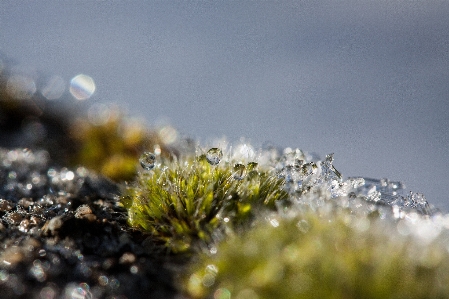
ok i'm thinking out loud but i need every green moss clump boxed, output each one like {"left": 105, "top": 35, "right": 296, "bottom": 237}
{"left": 69, "top": 110, "right": 174, "bottom": 182}
{"left": 121, "top": 152, "right": 288, "bottom": 253}
{"left": 184, "top": 198, "right": 449, "bottom": 299}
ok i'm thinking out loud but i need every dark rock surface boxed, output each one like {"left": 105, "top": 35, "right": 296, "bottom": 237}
{"left": 0, "top": 148, "right": 178, "bottom": 299}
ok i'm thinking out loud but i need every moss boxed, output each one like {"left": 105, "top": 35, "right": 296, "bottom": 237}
{"left": 185, "top": 199, "right": 449, "bottom": 299}
{"left": 69, "top": 110, "right": 174, "bottom": 182}
{"left": 121, "top": 151, "right": 288, "bottom": 253}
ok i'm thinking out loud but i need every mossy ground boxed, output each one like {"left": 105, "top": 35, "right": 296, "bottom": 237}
{"left": 121, "top": 144, "right": 449, "bottom": 299}
{"left": 122, "top": 152, "right": 288, "bottom": 253}
{"left": 185, "top": 199, "right": 449, "bottom": 299}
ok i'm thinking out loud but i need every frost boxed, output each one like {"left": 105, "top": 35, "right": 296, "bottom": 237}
{"left": 355, "top": 178, "right": 436, "bottom": 216}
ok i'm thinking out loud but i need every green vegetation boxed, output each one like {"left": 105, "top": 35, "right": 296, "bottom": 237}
{"left": 121, "top": 151, "right": 288, "bottom": 253}
{"left": 185, "top": 196, "right": 449, "bottom": 299}
{"left": 122, "top": 145, "right": 449, "bottom": 299}
{"left": 69, "top": 111, "right": 173, "bottom": 182}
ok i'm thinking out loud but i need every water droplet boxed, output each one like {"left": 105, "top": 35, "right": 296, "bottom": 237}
{"left": 206, "top": 148, "right": 223, "bottom": 165}
{"left": 69, "top": 74, "right": 96, "bottom": 100}
{"left": 139, "top": 152, "right": 156, "bottom": 170}
{"left": 233, "top": 163, "right": 246, "bottom": 180}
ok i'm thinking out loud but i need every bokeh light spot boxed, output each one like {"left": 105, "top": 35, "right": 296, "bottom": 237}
{"left": 87, "top": 103, "right": 112, "bottom": 125}
{"left": 41, "top": 75, "right": 66, "bottom": 100}
{"left": 39, "top": 286, "right": 56, "bottom": 299}
{"left": 69, "top": 74, "right": 96, "bottom": 100}
{"left": 6, "top": 75, "right": 36, "bottom": 99}
{"left": 158, "top": 125, "right": 178, "bottom": 144}
{"left": 214, "top": 288, "right": 231, "bottom": 299}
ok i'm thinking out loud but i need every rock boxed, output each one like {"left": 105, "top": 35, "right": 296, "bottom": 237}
{"left": 0, "top": 148, "right": 178, "bottom": 299}
{"left": 41, "top": 216, "right": 64, "bottom": 237}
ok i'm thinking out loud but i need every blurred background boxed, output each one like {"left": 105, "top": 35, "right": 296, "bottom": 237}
{"left": 0, "top": 1, "right": 448, "bottom": 210}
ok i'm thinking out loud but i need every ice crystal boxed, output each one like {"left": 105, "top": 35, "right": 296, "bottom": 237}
{"left": 352, "top": 178, "right": 436, "bottom": 216}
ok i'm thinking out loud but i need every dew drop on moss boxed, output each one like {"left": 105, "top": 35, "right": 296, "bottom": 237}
{"left": 139, "top": 152, "right": 156, "bottom": 170}
{"left": 247, "top": 162, "right": 259, "bottom": 178}
{"left": 206, "top": 148, "right": 223, "bottom": 165}
{"left": 233, "top": 163, "right": 246, "bottom": 180}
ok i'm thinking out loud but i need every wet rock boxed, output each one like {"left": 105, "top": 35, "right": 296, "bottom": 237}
{"left": 0, "top": 148, "right": 178, "bottom": 299}
{"left": 74, "top": 204, "right": 97, "bottom": 222}
{"left": 119, "top": 252, "right": 136, "bottom": 265}
{"left": 41, "top": 216, "right": 64, "bottom": 237}
{"left": 0, "top": 199, "right": 14, "bottom": 212}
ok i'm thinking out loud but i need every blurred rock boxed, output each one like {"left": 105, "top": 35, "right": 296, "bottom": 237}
{"left": 0, "top": 148, "right": 178, "bottom": 299}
